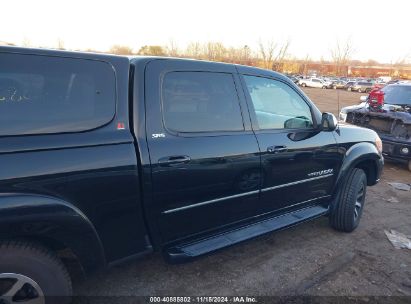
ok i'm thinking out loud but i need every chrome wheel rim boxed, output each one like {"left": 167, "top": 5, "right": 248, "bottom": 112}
{"left": 354, "top": 185, "right": 364, "bottom": 221}
{"left": 0, "top": 273, "right": 44, "bottom": 304}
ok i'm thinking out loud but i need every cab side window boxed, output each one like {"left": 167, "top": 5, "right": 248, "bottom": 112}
{"left": 243, "top": 76, "right": 313, "bottom": 130}
{"left": 162, "top": 72, "right": 244, "bottom": 133}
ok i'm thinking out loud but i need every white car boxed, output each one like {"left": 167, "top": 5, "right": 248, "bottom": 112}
{"left": 299, "top": 77, "right": 331, "bottom": 89}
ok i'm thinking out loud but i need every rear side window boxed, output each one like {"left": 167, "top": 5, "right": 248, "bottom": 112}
{"left": 0, "top": 53, "right": 116, "bottom": 136}
{"left": 162, "top": 72, "right": 244, "bottom": 133}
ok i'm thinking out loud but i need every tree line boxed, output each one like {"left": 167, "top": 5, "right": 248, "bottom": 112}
{"left": 9, "top": 37, "right": 411, "bottom": 76}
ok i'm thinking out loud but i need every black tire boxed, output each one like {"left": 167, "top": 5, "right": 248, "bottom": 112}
{"left": 408, "top": 160, "right": 411, "bottom": 172}
{"left": 302, "top": 83, "right": 306, "bottom": 87}
{"left": 0, "top": 241, "right": 72, "bottom": 304}
{"left": 330, "top": 168, "right": 367, "bottom": 232}
{"left": 358, "top": 88, "right": 362, "bottom": 93}
{"left": 347, "top": 87, "right": 352, "bottom": 91}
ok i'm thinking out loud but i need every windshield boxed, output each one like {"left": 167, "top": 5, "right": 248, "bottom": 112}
{"left": 381, "top": 85, "right": 411, "bottom": 105}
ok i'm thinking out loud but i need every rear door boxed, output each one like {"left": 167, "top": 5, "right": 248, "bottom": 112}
{"left": 239, "top": 70, "right": 340, "bottom": 215}
{"left": 145, "top": 60, "right": 261, "bottom": 244}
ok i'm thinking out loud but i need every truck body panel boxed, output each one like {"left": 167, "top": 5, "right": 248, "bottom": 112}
{"left": 0, "top": 47, "right": 383, "bottom": 275}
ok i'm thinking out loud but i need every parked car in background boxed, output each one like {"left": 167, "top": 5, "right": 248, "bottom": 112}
{"left": 349, "top": 81, "right": 374, "bottom": 93}
{"left": 373, "top": 81, "right": 386, "bottom": 90}
{"left": 332, "top": 80, "right": 347, "bottom": 89}
{"left": 340, "top": 83, "right": 411, "bottom": 171}
{"left": 299, "top": 77, "right": 331, "bottom": 89}
{"left": 286, "top": 75, "right": 300, "bottom": 84}
{"left": 344, "top": 81, "right": 356, "bottom": 91}
{"left": 378, "top": 76, "right": 392, "bottom": 83}
{"left": 387, "top": 79, "right": 401, "bottom": 85}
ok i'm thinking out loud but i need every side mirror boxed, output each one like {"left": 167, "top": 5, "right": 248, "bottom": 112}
{"left": 321, "top": 113, "right": 338, "bottom": 131}
{"left": 360, "top": 96, "right": 368, "bottom": 102}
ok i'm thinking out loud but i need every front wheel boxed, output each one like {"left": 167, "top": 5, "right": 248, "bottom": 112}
{"left": 330, "top": 168, "right": 367, "bottom": 232}
{"left": 358, "top": 88, "right": 362, "bottom": 93}
{"left": 347, "top": 87, "right": 352, "bottom": 91}
{"left": 302, "top": 83, "right": 306, "bottom": 87}
{"left": 322, "top": 86, "right": 327, "bottom": 89}
{"left": 0, "top": 241, "right": 72, "bottom": 304}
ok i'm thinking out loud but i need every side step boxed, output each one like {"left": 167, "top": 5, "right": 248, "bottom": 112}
{"left": 165, "top": 205, "right": 328, "bottom": 263}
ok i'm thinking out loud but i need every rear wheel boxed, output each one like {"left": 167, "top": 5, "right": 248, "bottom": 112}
{"left": 302, "top": 83, "right": 306, "bottom": 87}
{"left": 0, "top": 241, "right": 72, "bottom": 304}
{"left": 330, "top": 168, "right": 367, "bottom": 232}
{"left": 358, "top": 88, "right": 362, "bottom": 93}
{"left": 347, "top": 87, "right": 352, "bottom": 91}
{"left": 322, "top": 86, "right": 327, "bottom": 89}
{"left": 408, "top": 160, "right": 411, "bottom": 172}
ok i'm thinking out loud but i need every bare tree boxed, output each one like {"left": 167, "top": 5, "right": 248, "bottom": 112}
{"left": 22, "top": 38, "right": 31, "bottom": 47}
{"left": 300, "top": 54, "right": 312, "bottom": 76}
{"left": 258, "top": 39, "right": 291, "bottom": 71}
{"left": 109, "top": 45, "right": 133, "bottom": 55}
{"left": 389, "top": 51, "right": 411, "bottom": 78}
{"left": 57, "top": 38, "right": 65, "bottom": 50}
{"left": 137, "top": 45, "right": 166, "bottom": 56}
{"left": 330, "top": 39, "right": 354, "bottom": 76}
{"left": 185, "top": 42, "right": 202, "bottom": 59}
{"left": 272, "top": 39, "right": 290, "bottom": 71}
{"left": 240, "top": 45, "right": 252, "bottom": 63}
{"left": 258, "top": 39, "right": 277, "bottom": 69}
{"left": 166, "top": 39, "right": 179, "bottom": 57}
{"left": 204, "top": 42, "right": 227, "bottom": 61}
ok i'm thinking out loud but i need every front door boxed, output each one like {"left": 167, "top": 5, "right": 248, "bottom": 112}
{"left": 145, "top": 60, "right": 261, "bottom": 244}
{"left": 239, "top": 73, "right": 339, "bottom": 214}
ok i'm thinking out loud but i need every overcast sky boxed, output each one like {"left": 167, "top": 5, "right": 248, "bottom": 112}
{"left": 2, "top": 0, "right": 410, "bottom": 63}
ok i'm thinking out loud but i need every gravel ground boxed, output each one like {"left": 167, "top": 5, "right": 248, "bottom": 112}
{"left": 74, "top": 87, "right": 411, "bottom": 299}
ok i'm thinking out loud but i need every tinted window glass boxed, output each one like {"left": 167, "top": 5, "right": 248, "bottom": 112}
{"left": 381, "top": 85, "right": 411, "bottom": 105}
{"left": 162, "top": 72, "right": 244, "bottom": 132}
{"left": 244, "top": 76, "right": 313, "bottom": 130}
{"left": 0, "top": 53, "right": 115, "bottom": 136}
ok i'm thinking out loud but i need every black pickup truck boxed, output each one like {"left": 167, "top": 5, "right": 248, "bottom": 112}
{"left": 0, "top": 47, "right": 383, "bottom": 303}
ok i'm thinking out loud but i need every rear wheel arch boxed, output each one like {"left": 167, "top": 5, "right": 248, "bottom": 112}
{"left": 0, "top": 193, "right": 106, "bottom": 276}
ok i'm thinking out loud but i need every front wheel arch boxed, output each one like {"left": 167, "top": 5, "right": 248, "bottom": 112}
{"left": 329, "top": 142, "right": 383, "bottom": 213}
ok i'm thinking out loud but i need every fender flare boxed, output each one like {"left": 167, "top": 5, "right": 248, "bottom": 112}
{"left": 0, "top": 193, "right": 106, "bottom": 274}
{"left": 330, "top": 142, "right": 383, "bottom": 211}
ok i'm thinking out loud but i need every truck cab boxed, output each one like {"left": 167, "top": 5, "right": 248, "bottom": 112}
{"left": 0, "top": 47, "right": 383, "bottom": 303}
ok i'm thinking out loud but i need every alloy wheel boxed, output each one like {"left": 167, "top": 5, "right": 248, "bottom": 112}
{"left": 0, "top": 273, "right": 44, "bottom": 304}
{"left": 354, "top": 185, "right": 365, "bottom": 221}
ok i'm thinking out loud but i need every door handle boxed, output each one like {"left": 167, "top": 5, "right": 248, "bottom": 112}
{"left": 158, "top": 155, "right": 191, "bottom": 166}
{"left": 267, "top": 145, "right": 287, "bottom": 153}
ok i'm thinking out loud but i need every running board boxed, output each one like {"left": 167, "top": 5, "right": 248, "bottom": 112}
{"left": 165, "top": 205, "right": 328, "bottom": 263}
